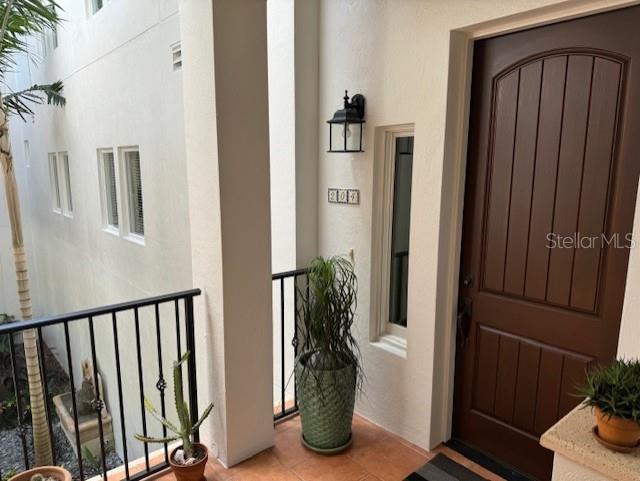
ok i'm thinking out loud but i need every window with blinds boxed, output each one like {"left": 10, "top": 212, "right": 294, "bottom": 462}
{"left": 171, "top": 42, "right": 182, "bottom": 71}
{"left": 124, "top": 149, "right": 144, "bottom": 237}
{"left": 90, "top": 0, "right": 103, "bottom": 15}
{"left": 47, "top": 4, "right": 57, "bottom": 50}
{"left": 101, "top": 151, "right": 119, "bottom": 228}
{"left": 61, "top": 153, "right": 72, "bottom": 214}
{"left": 48, "top": 153, "right": 61, "bottom": 212}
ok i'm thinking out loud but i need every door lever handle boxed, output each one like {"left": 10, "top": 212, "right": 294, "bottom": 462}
{"left": 457, "top": 297, "right": 472, "bottom": 348}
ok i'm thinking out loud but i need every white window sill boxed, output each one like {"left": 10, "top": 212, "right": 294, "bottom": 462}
{"left": 63, "top": 212, "right": 73, "bottom": 219}
{"left": 371, "top": 334, "right": 407, "bottom": 359}
{"left": 124, "top": 233, "right": 145, "bottom": 246}
{"left": 52, "top": 208, "right": 62, "bottom": 214}
{"left": 103, "top": 225, "right": 120, "bottom": 236}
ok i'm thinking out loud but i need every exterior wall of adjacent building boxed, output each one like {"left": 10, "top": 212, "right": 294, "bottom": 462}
{"left": 267, "top": 0, "right": 320, "bottom": 411}
{"left": 5, "top": 0, "right": 191, "bottom": 462}
{"left": 1, "top": 0, "right": 299, "bottom": 464}
{"left": 267, "top": 0, "right": 297, "bottom": 407}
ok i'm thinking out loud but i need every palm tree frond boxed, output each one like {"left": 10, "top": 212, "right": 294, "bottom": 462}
{"left": 3, "top": 80, "right": 65, "bottom": 120}
{"left": 0, "top": 0, "right": 63, "bottom": 69}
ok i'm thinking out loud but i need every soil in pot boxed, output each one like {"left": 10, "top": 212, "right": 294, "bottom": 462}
{"left": 595, "top": 407, "right": 640, "bottom": 448}
{"left": 168, "top": 443, "right": 208, "bottom": 481}
{"left": 9, "top": 466, "right": 72, "bottom": 481}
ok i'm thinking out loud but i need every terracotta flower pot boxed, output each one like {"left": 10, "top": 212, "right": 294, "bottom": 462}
{"left": 169, "top": 443, "right": 208, "bottom": 481}
{"left": 595, "top": 407, "right": 640, "bottom": 448}
{"left": 9, "top": 466, "right": 72, "bottom": 481}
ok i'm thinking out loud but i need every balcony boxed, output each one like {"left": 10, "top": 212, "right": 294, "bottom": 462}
{"left": 155, "top": 415, "right": 502, "bottom": 481}
{"left": 0, "top": 290, "right": 201, "bottom": 481}
{"left": 0, "top": 284, "right": 504, "bottom": 481}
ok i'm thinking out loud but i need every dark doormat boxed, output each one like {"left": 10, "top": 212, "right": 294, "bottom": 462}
{"left": 405, "top": 453, "right": 488, "bottom": 481}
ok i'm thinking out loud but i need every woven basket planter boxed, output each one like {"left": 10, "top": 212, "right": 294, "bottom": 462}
{"left": 295, "top": 355, "right": 356, "bottom": 453}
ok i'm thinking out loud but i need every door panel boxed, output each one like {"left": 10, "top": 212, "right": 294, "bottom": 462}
{"left": 453, "top": 6, "right": 640, "bottom": 481}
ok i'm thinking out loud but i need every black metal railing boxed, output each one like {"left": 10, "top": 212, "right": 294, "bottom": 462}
{"left": 0, "top": 289, "right": 201, "bottom": 481}
{"left": 272, "top": 268, "right": 307, "bottom": 421}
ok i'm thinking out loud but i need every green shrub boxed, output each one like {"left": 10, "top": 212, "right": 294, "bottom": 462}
{"left": 297, "top": 256, "right": 363, "bottom": 393}
{"left": 580, "top": 359, "right": 640, "bottom": 423}
{"left": 1, "top": 468, "right": 17, "bottom": 481}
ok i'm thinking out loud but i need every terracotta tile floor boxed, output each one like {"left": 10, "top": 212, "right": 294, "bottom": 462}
{"left": 155, "top": 415, "right": 506, "bottom": 481}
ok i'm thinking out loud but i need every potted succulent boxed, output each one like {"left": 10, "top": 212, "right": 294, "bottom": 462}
{"left": 9, "top": 468, "right": 72, "bottom": 481}
{"left": 295, "top": 256, "right": 363, "bottom": 453}
{"left": 135, "top": 351, "right": 213, "bottom": 481}
{"left": 580, "top": 359, "right": 640, "bottom": 450}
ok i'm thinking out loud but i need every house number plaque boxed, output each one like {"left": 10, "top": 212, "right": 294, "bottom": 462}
{"left": 328, "top": 188, "right": 360, "bottom": 205}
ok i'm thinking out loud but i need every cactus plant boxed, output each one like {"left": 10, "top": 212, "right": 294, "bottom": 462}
{"left": 135, "top": 351, "right": 213, "bottom": 462}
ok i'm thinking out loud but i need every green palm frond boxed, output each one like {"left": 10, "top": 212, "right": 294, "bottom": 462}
{"left": 296, "top": 256, "right": 363, "bottom": 398}
{"left": 2, "top": 80, "right": 65, "bottom": 120}
{"left": 0, "top": 1, "right": 63, "bottom": 71}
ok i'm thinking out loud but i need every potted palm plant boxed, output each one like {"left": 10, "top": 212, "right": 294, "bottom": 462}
{"left": 135, "top": 351, "right": 213, "bottom": 481}
{"left": 295, "top": 256, "right": 362, "bottom": 453}
{"left": 580, "top": 359, "right": 640, "bottom": 451}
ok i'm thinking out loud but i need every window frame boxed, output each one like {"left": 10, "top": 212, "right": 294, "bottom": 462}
{"left": 48, "top": 152, "right": 61, "bottom": 213}
{"left": 119, "top": 146, "right": 145, "bottom": 244}
{"left": 370, "top": 124, "right": 415, "bottom": 357}
{"left": 47, "top": 4, "right": 58, "bottom": 51}
{"left": 59, "top": 152, "right": 73, "bottom": 217}
{"left": 24, "top": 140, "right": 31, "bottom": 168}
{"left": 97, "top": 148, "right": 120, "bottom": 234}
{"left": 87, "top": 0, "right": 105, "bottom": 17}
{"left": 171, "top": 42, "right": 182, "bottom": 71}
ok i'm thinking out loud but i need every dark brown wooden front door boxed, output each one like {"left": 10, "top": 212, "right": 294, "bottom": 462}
{"left": 453, "top": 6, "right": 640, "bottom": 480}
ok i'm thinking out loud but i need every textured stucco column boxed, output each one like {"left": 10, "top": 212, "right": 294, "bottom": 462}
{"left": 179, "top": 0, "right": 274, "bottom": 467}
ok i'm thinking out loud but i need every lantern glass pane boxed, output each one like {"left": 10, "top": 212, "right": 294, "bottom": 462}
{"left": 330, "top": 122, "right": 362, "bottom": 151}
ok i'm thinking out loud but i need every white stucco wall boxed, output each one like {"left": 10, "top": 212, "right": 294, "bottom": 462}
{"left": 268, "top": 0, "right": 296, "bottom": 275}
{"left": 267, "top": 0, "right": 320, "bottom": 411}
{"left": 316, "top": 0, "right": 640, "bottom": 452}
{"left": 267, "top": 0, "right": 296, "bottom": 407}
{"left": 5, "top": 0, "right": 191, "bottom": 462}
{"left": 618, "top": 188, "right": 640, "bottom": 359}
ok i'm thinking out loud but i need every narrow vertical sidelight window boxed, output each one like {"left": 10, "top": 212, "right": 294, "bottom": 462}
{"left": 90, "top": 0, "right": 103, "bottom": 15}
{"left": 370, "top": 125, "right": 414, "bottom": 354}
{"left": 388, "top": 136, "right": 413, "bottom": 328}
{"left": 171, "top": 42, "right": 182, "bottom": 71}
{"left": 124, "top": 149, "right": 144, "bottom": 237}
{"left": 60, "top": 152, "right": 72, "bottom": 215}
{"left": 48, "top": 152, "right": 61, "bottom": 212}
{"left": 100, "top": 150, "right": 119, "bottom": 229}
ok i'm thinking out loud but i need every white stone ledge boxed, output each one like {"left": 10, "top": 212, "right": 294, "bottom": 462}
{"left": 540, "top": 405, "right": 640, "bottom": 481}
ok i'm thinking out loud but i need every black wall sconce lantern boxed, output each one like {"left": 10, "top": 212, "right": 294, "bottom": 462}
{"left": 327, "top": 91, "right": 365, "bottom": 153}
